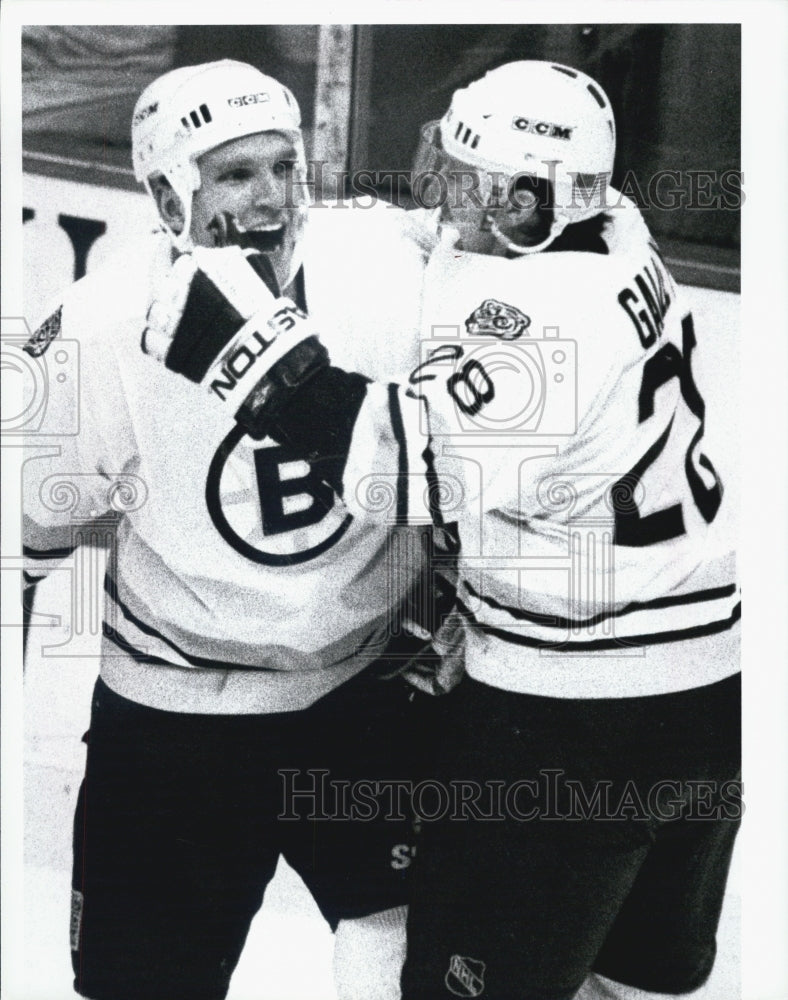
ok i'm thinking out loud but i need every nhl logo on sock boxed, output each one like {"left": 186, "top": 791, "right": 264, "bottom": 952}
{"left": 445, "top": 954, "right": 486, "bottom": 996}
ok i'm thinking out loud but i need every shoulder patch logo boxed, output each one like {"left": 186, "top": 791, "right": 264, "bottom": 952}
{"left": 24, "top": 306, "right": 63, "bottom": 357}
{"left": 445, "top": 954, "right": 486, "bottom": 996}
{"left": 465, "top": 299, "right": 530, "bottom": 340}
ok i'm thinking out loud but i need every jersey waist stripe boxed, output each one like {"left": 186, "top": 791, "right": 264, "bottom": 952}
{"left": 462, "top": 578, "right": 739, "bottom": 630}
{"left": 105, "top": 572, "right": 272, "bottom": 671}
{"left": 457, "top": 597, "right": 740, "bottom": 651}
{"left": 98, "top": 631, "right": 374, "bottom": 715}
{"left": 463, "top": 614, "right": 740, "bottom": 699}
{"left": 104, "top": 626, "right": 202, "bottom": 670}
{"left": 105, "top": 571, "right": 391, "bottom": 672}
{"left": 103, "top": 625, "right": 328, "bottom": 673}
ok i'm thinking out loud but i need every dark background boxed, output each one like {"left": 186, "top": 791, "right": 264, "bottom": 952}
{"left": 22, "top": 23, "right": 741, "bottom": 282}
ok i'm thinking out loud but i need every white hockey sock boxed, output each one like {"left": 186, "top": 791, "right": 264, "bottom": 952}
{"left": 575, "top": 971, "right": 709, "bottom": 1000}
{"left": 333, "top": 904, "right": 407, "bottom": 1000}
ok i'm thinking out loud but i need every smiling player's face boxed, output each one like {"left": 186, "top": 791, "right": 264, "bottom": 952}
{"left": 190, "top": 131, "right": 308, "bottom": 291}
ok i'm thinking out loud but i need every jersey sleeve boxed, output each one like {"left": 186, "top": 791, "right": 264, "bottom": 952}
{"left": 22, "top": 297, "right": 117, "bottom": 584}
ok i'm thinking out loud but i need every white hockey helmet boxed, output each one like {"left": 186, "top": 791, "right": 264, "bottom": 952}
{"left": 132, "top": 59, "right": 305, "bottom": 250}
{"left": 415, "top": 60, "right": 616, "bottom": 254}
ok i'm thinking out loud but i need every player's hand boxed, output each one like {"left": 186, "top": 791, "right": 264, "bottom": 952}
{"left": 391, "top": 613, "right": 466, "bottom": 696}
{"left": 142, "top": 231, "right": 328, "bottom": 440}
{"left": 206, "top": 210, "right": 284, "bottom": 256}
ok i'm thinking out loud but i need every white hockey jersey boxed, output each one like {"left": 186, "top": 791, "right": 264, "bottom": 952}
{"left": 23, "top": 202, "right": 428, "bottom": 713}
{"left": 339, "top": 196, "right": 740, "bottom": 698}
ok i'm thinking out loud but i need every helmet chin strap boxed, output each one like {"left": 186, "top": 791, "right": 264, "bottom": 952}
{"left": 281, "top": 206, "right": 309, "bottom": 291}
{"left": 170, "top": 225, "right": 195, "bottom": 253}
{"left": 487, "top": 214, "right": 568, "bottom": 256}
{"left": 438, "top": 185, "right": 568, "bottom": 258}
{"left": 170, "top": 164, "right": 201, "bottom": 252}
{"left": 145, "top": 165, "right": 198, "bottom": 254}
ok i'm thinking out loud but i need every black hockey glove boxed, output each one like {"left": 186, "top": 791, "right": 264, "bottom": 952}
{"left": 143, "top": 214, "right": 369, "bottom": 488}
{"left": 143, "top": 219, "right": 327, "bottom": 441}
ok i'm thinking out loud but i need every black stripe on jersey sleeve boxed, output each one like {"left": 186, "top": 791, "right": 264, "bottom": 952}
{"left": 457, "top": 597, "right": 741, "bottom": 651}
{"left": 23, "top": 543, "right": 77, "bottom": 560}
{"left": 420, "top": 397, "right": 447, "bottom": 530}
{"left": 463, "top": 579, "right": 739, "bottom": 632}
{"left": 388, "top": 383, "right": 408, "bottom": 524}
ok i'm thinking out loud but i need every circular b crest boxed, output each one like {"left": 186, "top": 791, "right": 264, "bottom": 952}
{"left": 206, "top": 425, "right": 352, "bottom": 565}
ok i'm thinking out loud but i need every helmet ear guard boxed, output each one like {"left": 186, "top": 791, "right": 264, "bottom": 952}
{"left": 419, "top": 60, "right": 616, "bottom": 255}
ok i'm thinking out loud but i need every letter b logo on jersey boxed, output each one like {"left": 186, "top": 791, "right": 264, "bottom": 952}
{"left": 206, "top": 427, "right": 352, "bottom": 565}
{"left": 254, "top": 444, "right": 334, "bottom": 535}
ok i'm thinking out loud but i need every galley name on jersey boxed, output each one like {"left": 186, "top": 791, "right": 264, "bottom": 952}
{"left": 617, "top": 249, "right": 674, "bottom": 348}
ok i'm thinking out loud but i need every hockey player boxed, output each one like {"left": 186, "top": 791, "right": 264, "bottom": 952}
{"left": 155, "top": 61, "right": 741, "bottom": 1000}
{"left": 22, "top": 60, "right": 446, "bottom": 1000}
